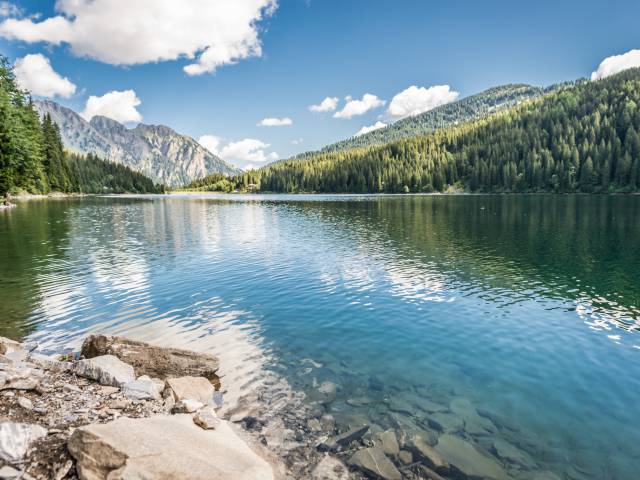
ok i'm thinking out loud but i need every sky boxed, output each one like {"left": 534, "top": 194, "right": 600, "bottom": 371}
{"left": 0, "top": 0, "right": 639, "bottom": 169}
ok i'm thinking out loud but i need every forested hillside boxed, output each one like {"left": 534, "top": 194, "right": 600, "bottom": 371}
{"left": 188, "top": 68, "right": 640, "bottom": 194}
{"left": 0, "top": 58, "right": 163, "bottom": 195}
{"left": 293, "top": 84, "right": 547, "bottom": 159}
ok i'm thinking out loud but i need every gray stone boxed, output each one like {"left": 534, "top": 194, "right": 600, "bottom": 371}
{"left": 427, "top": 412, "right": 464, "bottom": 433}
{"left": 0, "top": 366, "right": 42, "bottom": 391}
{"left": 173, "top": 398, "right": 203, "bottom": 413}
{"left": 73, "top": 355, "right": 135, "bottom": 388}
{"left": 63, "top": 383, "right": 82, "bottom": 393}
{"left": 348, "top": 446, "right": 402, "bottom": 480}
{"left": 193, "top": 406, "right": 221, "bottom": 430}
{"left": 450, "top": 398, "right": 496, "bottom": 435}
{"left": 122, "top": 375, "right": 161, "bottom": 400}
{"left": 67, "top": 414, "right": 273, "bottom": 480}
{"left": 81, "top": 334, "right": 219, "bottom": 379}
{"left": 166, "top": 376, "right": 216, "bottom": 404}
{"left": 434, "top": 434, "right": 510, "bottom": 480}
{"left": 492, "top": 438, "right": 534, "bottom": 467}
{"left": 0, "top": 465, "right": 21, "bottom": 479}
{"left": 312, "top": 455, "right": 350, "bottom": 480}
{"left": 410, "top": 435, "right": 448, "bottom": 469}
{"left": 17, "top": 397, "right": 33, "bottom": 410}
{"left": 27, "top": 352, "right": 71, "bottom": 373}
{"left": 0, "top": 422, "right": 48, "bottom": 462}
{"left": 322, "top": 425, "right": 369, "bottom": 451}
{"left": 376, "top": 429, "right": 400, "bottom": 456}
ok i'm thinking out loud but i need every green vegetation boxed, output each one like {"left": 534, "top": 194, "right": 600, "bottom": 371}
{"left": 187, "top": 69, "right": 640, "bottom": 194}
{"left": 0, "top": 57, "right": 163, "bottom": 196}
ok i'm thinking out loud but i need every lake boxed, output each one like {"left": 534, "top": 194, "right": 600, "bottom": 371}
{"left": 1, "top": 194, "right": 639, "bottom": 479}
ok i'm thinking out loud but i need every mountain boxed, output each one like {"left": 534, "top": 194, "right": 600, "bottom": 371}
{"left": 34, "top": 100, "right": 240, "bottom": 187}
{"left": 293, "top": 84, "right": 548, "bottom": 160}
{"left": 189, "top": 69, "right": 640, "bottom": 194}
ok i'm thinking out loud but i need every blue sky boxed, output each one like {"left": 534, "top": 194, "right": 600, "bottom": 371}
{"left": 0, "top": 0, "right": 639, "bottom": 169}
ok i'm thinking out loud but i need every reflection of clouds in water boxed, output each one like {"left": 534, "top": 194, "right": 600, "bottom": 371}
{"left": 386, "top": 262, "right": 448, "bottom": 303}
{"left": 576, "top": 294, "right": 640, "bottom": 346}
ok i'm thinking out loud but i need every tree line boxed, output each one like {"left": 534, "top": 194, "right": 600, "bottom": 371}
{"left": 0, "top": 57, "right": 163, "bottom": 195}
{"left": 186, "top": 68, "right": 640, "bottom": 194}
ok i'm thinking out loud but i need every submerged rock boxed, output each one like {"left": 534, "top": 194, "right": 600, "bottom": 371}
{"left": 492, "top": 438, "right": 534, "bottom": 467}
{"left": 376, "top": 429, "right": 400, "bottom": 457}
{"left": 434, "top": 434, "right": 510, "bottom": 480}
{"left": 427, "top": 412, "right": 464, "bottom": 433}
{"left": 166, "top": 376, "right": 216, "bottom": 404}
{"left": 312, "top": 455, "right": 350, "bottom": 480}
{"left": 321, "top": 425, "right": 369, "bottom": 451}
{"left": 73, "top": 355, "right": 135, "bottom": 388}
{"left": 410, "top": 435, "right": 448, "bottom": 470}
{"left": 81, "top": 334, "right": 219, "bottom": 380}
{"left": 68, "top": 414, "right": 274, "bottom": 480}
{"left": 348, "top": 446, "right": 401, "bottom": 480}
{"left": 0, "top": 422, "right": 47, "bottom": 462}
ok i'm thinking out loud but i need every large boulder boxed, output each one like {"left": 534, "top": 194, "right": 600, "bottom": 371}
{"left": 81, "top": 334, "right": 219, "bottom": 380}
{"left": 68, "top": 414, "right": 274, "bottom": 480}
{"left": 73, "top": 355, "right": 135, "bottom": 388}
{"left": 0, "top": 422, "right": 47, "bottom": 462}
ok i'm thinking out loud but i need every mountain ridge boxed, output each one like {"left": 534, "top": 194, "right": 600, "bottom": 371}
{"left": 34, "top": 100, "right": 240, "bottom": 187}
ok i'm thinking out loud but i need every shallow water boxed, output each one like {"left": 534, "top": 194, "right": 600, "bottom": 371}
{"left": 1, "top": 194, "right": 639, "bottom": 479}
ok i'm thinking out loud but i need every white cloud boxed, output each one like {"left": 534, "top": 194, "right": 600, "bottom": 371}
{"left": 199, "top": 135, "right": 278, "bottom": 168}
{"left": 198, "top": 135, "right": 222, "bottom": 155}
{"left": 0, "top": 0, "right": 277, "bottom": 75}
{"left": 81, "top": 89, "right": 142, "bottom": 123}
{"left": 333, "top": 93, "right": 385, "bottom": 119}
{"left": 0, "top": 2, "right": 20, "bottom": 18}
{"left": 291, "top": 138, "right": 303, "bottom": 145}
{"left": 591, "top": 49, "right": 640, "bottom": 81}
{"left": 309, "top": 96, "right": 338, "bottom": 113}
{"left": 13, "top": 53, "right": 76, "bottom": 98}
{"left": 258, "top": 117, "right": 292, "bottom": 126}
{"left": 387, "top": 85, "right": 459, "bottom": 120}
{"left": 354, "top": 121, "right": 387, "bottom": 137}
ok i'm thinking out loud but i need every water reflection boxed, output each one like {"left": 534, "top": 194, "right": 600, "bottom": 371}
{"left": 1, "top": 194, "right": 639, "bottom": 479}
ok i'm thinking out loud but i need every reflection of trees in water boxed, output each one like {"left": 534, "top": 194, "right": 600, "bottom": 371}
{"left": 290, "top": 195, "right": 640, "bottom": 330}
{"left": 0, "top": 200, "right": 72, "bottom": 339}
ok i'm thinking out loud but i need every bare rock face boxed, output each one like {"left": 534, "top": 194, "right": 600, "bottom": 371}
{"left": 73, "top": 355, "right": 135, "bottom": 388}
{"left": 0, "top": 422, "right": 47, "bottom": 462}
{"left": 67, "top": 414, "right": 274, "bottom": 480}
{"left": 81, "top": 334, "right": 219, "bottom": 380}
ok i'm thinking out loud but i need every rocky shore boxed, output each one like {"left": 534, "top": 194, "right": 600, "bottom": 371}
{"left": 1, "top": 334, "right": 560, "bottom": 480}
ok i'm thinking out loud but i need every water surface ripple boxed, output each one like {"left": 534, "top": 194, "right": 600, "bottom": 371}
{"left": 1, "top": 194, "right": 639, "bottom": 479}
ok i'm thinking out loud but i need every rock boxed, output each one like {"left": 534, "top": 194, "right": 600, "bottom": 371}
{"left": 17, "top": 397, "right": 33, "bottom": 410}
{"left": 53, "top": 460, "right": 73, "bottom": 480}
{"left": 98, "top": 386, "right": 119, "bottom": 396}
{"left": 427, "top": 412, "right": 464, "bottom": 433}
{"left": 532, "top": 471, "right": 563, "bottom": 480}
{"left": 415, "top": 465, "right": 447, "bottom": 480}
{"left": 308, "top": 418, "right": 322, "bottom": 432}
{"left": 410, "top": 435, "right": 448, "bottom": 470}
{"left": 312, "top": 455, "right": 350, "bottom": 480}
{"left": 320, "top": 414, "right": 335, "bottom": 431}
{"left": 0, "top": 465, "right": 21, "bottom": 479}
{"left": 68, "top": 414, "right": 273, "bottom": 480}
{"left": 434, "top": 434, "right": 510, "bottom": 480}
{"left": 27, "top": 352, "right": 71, "bottom": 373}
{"left": 348, "top": 446, "right": 402, "bottom": 480}
{"left": 0, "top": 365, "right": 41, "bottom": 391}
{"left": 166, "top": 376, "right": 215, "bottom": 404}
{"left": 491, "top": 438, "right": 534, "bottom": 468}
{"left": 172, "top": 398, "right": 203, "bottom": 413}
{"left": 0, "top": 422, "right": 48, "bottom": 462}
{"left": 398, "top": 450, "right": 413, "bottom": 465}
{"left": 376, "top": 429, "right": 400, "bottom": 456}
{"left": 73, "top": 355, "right": 135, "bottom": 388}
{"left": 122, "top": 375, "right": 162, "bottom": 400}
{"left": 322, "top": 425, "right": 369, "bottom": 451}
{"left": 81, "top": 334, "right": 219, "bottom": 380}
{"left": 318, "top": 381, "right": 336, "bottom": 394}
{"left": 193, "top": 406, "right": 221, "bottom": 430}
{"left": 63, "top": 383, "right": 82, "bottom": 393}
{"left": 450, "top": 398, "right": 496, "bottom": 435}
{"left": 109, "top": 399, "right": 131, "bottom": 410}
{"left": 0, "top": 337, "right": 20, "bottom": 356}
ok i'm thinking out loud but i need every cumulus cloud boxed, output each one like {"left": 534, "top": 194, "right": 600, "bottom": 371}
{"left": 354, "top": 121, "right": 387, "bottom": 137}
{"left": 309, "top": 96, "right": 338, "bottom": 113}
{"left": 333, "top": 93, "right": 385, "bottom": 119}
{"left": 81, "top": 90, "right": 142, "bottom": 123}
{"left": 199, "top": 135, "right": 278, "bottom": 168}
{"left": 14, "top": 53, "right": 76, "bottom": 98}
{"left": 0, "top": 2, "right": 20, "bottom": 18}
{"left": 291, "top": 138, "right": 303, "bottom": 145}
{"left": 258, "top": 117, "right": 292, "bottom": 126}
{"left": 386, "top": 85, "right": 459, "bottom": 120}
{"left": 0, "top": 0, "right": 277, "bottom": 75}
{"left": 591, "top": 49, "right": 640, "bottom": 81}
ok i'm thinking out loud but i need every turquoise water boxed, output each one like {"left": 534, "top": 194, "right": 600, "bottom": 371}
{"left": 1, "top": 194, "right": 639, "bottom": 479}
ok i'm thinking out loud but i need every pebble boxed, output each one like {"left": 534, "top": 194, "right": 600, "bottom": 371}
{"left": 0, "top": 465, "right": 21, "bottom": 479}
{"left": 17, "top": 397, "right": 33, "bottom": 410}
{"left": 62, "top": 383, "right": 81, "bottom": 393}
